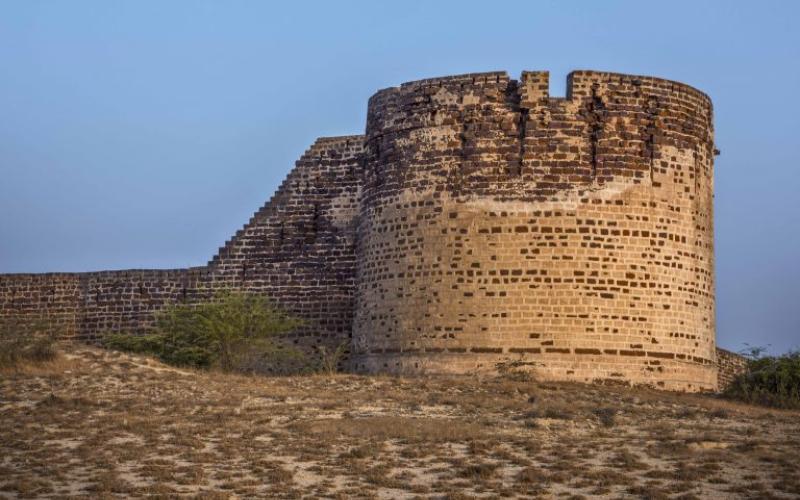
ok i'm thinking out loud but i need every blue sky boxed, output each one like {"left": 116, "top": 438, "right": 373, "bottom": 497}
{"left": 1, "top": 1, "right": 798, "bottom": 354}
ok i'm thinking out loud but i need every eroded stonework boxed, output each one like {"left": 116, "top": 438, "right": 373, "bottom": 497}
{"left": 0, "top": 70, "right": 742, "bottom": 391}
{"left": 0, "top": 137, "right": 363, "bottom": 354}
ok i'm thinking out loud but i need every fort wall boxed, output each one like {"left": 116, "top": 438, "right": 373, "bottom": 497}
{"left": 0, "top": 70, "right": 748, "bottom": 390}
{"left": 208, "top": 136, "right": 363, "bottom": 351}
{"left": 717, "top": 348, "right": 750, "bottom": 390}
{"left": 0, "top": 136, "right": 363, "bottom": 354}
{"left": 353, "top": 71, "right": 717, "bottom": 390}
{"left": 0, "top": 269, "right": 205, "bottom": 341}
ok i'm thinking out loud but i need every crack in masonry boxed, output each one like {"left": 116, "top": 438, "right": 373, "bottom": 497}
{"left": 504, "top": 79, "right": 526, "bottom": 178}
{"left": 589, "top": 86, "right": 604, "bottom": 181}
{"left": 650, "top": 133, "right": 656, "bottom": 183}
{"left": 517, "top": 107, "right": 528, "bottom": 177}
{"left": 373, "top": 141, "right": 383, "bottom": 189}
{"left": 453, "top": 108, "right": 467, "bottom": 195}
{"left": 645, "top": 96, "right": 660, "bottom": 184}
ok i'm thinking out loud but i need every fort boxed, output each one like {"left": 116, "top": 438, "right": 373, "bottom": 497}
{"left": 0, "top": 70, "right": 747, "bottom": 391}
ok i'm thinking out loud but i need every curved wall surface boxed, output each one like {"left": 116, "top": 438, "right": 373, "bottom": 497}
{"left": 353, "top": 70, "right": 716, "bottom": 391}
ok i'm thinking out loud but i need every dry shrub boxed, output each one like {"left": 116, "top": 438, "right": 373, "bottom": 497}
{"left": 340, "top": 442, "right": 384, "bottom": 459}
{"left": 456, "top": 461, "right": 499, "bottom": 480}
{"left": 294, "top": 416, "right": 487, "bottom": 443}
{"left": 516, "top": 466, "right": 545, "bottom": 484}
{"left": 0, "top": 316, "right": 60, "bottom": 369}
{"left": 593, "top": 407, "right": 617, "bottom": 427}
{"left": 315, "top": 341, "right": 349, "bottom": 376}
{"left": 524, "top": 402, "right": 574, "bottom": 420}
{"left": 611, "top": 449, "right": 647, "bottom": 471}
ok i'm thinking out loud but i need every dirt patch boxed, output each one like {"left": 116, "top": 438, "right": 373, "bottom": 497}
{"left": 1, "top": 344, "right": 799, "bottom": 498}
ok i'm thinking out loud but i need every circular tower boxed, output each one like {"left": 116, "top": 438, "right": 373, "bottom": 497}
{"left": 353, "top": 70, "right": 716, "bottom": 391}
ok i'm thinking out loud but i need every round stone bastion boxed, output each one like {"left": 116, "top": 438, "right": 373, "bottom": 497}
{"left": 352, "top": 70, "right": 717, "bottom": 391}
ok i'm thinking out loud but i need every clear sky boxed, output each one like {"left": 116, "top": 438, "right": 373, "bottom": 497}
{"left": 1, "top": 1, "right": 798, "bottom": 354}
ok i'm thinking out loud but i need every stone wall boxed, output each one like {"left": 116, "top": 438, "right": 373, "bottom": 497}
{"left": 208, "top": 136, "right": 363, "bottom": 351}
{"left": 353, "top": 71, "right": 717, "bottom": 391}
{"left": 716, "top": 348, "right": 750, "bottom": 390}
{"left": 1, "top": 69, "right": 734, "bottom": 391}
{"left": 0, "top": 269, "right": 207, "bottom": 341}
{"left": 0, "top": 136, "right": 363, "bottom": 355}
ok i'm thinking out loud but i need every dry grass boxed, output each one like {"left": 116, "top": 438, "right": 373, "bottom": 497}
{"left": 0, "top": 344, "right": 799, "bottom": 499}
{"left": 294, "top": 416, "right": 488, "bottom": 443}
{"left": 0, "top": 351, "right": 79, "bottom": 377}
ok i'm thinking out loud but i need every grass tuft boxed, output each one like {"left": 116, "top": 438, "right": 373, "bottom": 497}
{"left": 0, "top": 316, "right": 60, "bottom": 370}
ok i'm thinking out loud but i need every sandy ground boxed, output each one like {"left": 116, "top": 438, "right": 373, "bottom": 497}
{"left": 1, "top": 345, "right": 799, "bottom": 499}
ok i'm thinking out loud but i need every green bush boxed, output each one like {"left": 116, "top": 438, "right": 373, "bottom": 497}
{"left": 104, "top": 292, "right": 305, "bottom": 373}
{"left": 0, "top": 316, "right": 60, "bottom": 368}
{"left": 724, "top": 351, "right": 800, "bottom": 409}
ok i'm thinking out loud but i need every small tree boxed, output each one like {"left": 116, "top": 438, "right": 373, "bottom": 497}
{"left": 105, "top": 292, "right": 304, "bottom": 372}
{"left": 725, "top": 350, "right": 800, "bottom": 409}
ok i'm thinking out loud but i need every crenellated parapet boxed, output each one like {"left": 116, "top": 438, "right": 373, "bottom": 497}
{"left": 363, "top": 70, "right": 714, "bottom": 203}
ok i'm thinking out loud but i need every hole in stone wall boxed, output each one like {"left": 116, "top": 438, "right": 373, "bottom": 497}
{"left": 550, "top": 69, "right": 569, "bottom": 99}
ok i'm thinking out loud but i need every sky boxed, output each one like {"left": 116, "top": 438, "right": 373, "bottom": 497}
{"left": 0, "top": 1, "right": 798, "bottom": 354}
